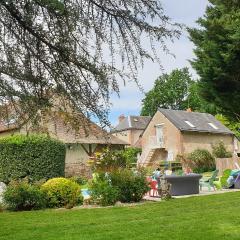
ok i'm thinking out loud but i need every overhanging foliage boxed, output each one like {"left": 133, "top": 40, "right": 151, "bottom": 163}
{"left": 0, "top": 1, "right": 181, "bottom": 127}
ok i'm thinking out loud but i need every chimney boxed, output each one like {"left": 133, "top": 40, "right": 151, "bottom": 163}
{"left": 186, "top": 108, "right": 192, "bottom": 112}
{"left": 118, "top": 114, "right": 125, "bottom": 123}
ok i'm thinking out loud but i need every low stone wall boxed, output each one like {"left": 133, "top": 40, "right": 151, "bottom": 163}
{"left": 215, "top": 157, "right": 240, "bottom": 175}
{"left": 65, "top": 162, "right": 92, "bottom": 178}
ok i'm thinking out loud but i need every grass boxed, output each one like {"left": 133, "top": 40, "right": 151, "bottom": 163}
{"left": 1, "top": 192, "right": 240, "bottom": 240}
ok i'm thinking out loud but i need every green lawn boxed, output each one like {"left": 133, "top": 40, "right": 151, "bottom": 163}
{"left": 1, "top": 192, "right": 240, "bottom": 240}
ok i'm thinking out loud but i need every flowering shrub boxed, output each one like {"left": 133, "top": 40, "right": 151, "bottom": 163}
{"left": 89, "top": 148, "right": 127, "bottom": 172}
{"left": 41, "top": 178, "right": 83, "bottom": 208}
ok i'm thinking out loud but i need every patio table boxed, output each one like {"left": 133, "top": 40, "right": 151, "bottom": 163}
{"left": 165, "top": 174, "right": 202, "bottom": 196}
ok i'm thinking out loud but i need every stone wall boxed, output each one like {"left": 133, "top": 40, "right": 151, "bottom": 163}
{"left": 64, "top": 143, "right": 98, "bottom": 178}
{"left": 65, "top": 162, "right": 92, "bottom": 178}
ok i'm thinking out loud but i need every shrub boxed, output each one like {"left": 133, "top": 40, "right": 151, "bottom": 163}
{"left": 69, "top": 176, "right": 88, "bottom": 186}
{"left": 212, "top": 141, "right": 232, "bottom": 158}
{"left": 3, "top": 180, "right": 47, "bottom": 211}
{"left": 110, "top": 169, "right": 149, "bottom": 203}
{"left": 0, "top": 134, "right": 66, "bottom": 183}
{"left": 187, "top": 149, "right": 215, "bottom": 173}
{"left": 121, "top": 147, "right": 142, "bottom": 167}
{"left": 90, "top": 148, "right": 127, "bottom": 172}
{"left": 90, "top": 177, "right": 119, "bottom": 206}
{"left": 89, "top": 147, "right": 142, "bottom": 173}
{"left": 41, "top": 178, "right": 83, "bottom": 208}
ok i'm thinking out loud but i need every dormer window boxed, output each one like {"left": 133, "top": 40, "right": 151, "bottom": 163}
{"left": 185, "top": 120, "right": 195, "bottom": 128}
{"left": 208, "top": 122, "right": 218, "bottom": 130}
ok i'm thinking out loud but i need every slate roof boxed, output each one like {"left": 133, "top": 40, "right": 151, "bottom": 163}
{"left": 112, "top": 116, "right": 151, "bottom": 132}
{"left": 158, "top": 108, "right": 233, "bottom": 135}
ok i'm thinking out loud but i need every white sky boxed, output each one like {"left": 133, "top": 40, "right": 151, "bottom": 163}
{"left": 109, "top": 0, "right": 209, "bottom": 125}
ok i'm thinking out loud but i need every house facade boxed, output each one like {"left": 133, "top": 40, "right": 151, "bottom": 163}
{"left": 0, "top": 111, "right": 127, "bottom": 177}
{"left": 111, "top": 115, "right": 151, "bottom": 146}
{"left": 137, "top": 108, "right": 239, "bottom": 167}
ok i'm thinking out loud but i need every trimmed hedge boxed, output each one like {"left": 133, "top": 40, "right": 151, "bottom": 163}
{"left": 0, "top": 134, "right": 66, "bottom": 183}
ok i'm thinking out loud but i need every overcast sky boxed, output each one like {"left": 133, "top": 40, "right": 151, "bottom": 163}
{"left": 109, "top": 0, "right": 209, "bottom": 126}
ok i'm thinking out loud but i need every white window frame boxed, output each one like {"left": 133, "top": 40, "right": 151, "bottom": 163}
{"left": 155, "top": 124, "right": 164, "bottom": 146}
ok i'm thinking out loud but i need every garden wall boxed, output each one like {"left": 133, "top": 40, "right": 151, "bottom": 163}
{"left": 215, "top": 157, "right": 240, "bottom": 175}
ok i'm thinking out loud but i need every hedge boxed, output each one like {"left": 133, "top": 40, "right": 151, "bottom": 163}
{"left": 0, "top": 134, "right": 66, "bottom": 183}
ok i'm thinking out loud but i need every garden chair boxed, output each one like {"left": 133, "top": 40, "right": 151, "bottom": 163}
{"left": 235, "top": 162, "right": 240, "bottom": 170}
{"left": 199, "top": 170, "right": 219, "bottom": 191}
{"left": 149, "top": 180, "right": 158, "bottom": 197}
{"left": 234, "top": 174, "right": 240, "bottom": 189}
{"left": 221, "top": 169, "right": 231, "bottom": 188}
{"left": 213, "top": 169, "right": 231, "bottom": 190}
{"left": 146, "top": 177, "right": 152, "bottom": 196}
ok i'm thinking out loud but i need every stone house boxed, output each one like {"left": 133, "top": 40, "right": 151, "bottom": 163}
{"left": 137, "top": 108, "right": 239, "bottom": 167}
{"left": 111, "top": 115, "right": 151, "bottom": 146}
{"left": 0, "top": 110, "right": 127, "bottom": 177}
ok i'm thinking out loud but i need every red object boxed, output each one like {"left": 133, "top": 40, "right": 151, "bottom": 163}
{"left": 150, "top": 180, "right": 158, "bottom": 197}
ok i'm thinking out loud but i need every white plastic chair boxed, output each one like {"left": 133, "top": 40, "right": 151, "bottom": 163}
{"left": 235, "top": 162, "right": 240, "bottom": 170}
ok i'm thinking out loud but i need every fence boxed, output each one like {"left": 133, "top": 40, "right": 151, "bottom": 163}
{"left": 215, "top": 157, "right": 240, "bottom": 175}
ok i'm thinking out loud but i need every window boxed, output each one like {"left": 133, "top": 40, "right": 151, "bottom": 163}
{"left": 185, "top": 120, "right": 195, "bottom": 128}
{"left": 208, "top": 122, "right": 218, "bottom": 130}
